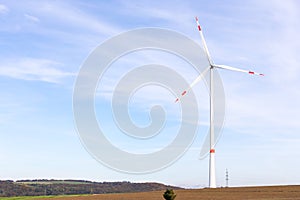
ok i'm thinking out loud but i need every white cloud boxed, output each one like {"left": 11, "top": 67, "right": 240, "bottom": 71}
{"left": 24, "top": 13, "right": 40, "bottom": 23}
{"left": 212, "top": 0, "right": 300, "bottom": 84}
{"left": 0, "top": 57, "right": 74, "bottom": 83}
{"left": 0, "top": 4, "right": 9, "bottom": 14}
{"left": 31, "top": 1, "right": 120, "bottom": 36}
{"left": 0, "top": 1, "right": 121, "bottom": 46}
{"left": 254, "top": 1, "right": 300, "bottom": 83}
{"left": 95, "top": 49, "right": 209, "bottom": 108}
{"left": 118, "top": 1, "right": 197, "bottom": 33}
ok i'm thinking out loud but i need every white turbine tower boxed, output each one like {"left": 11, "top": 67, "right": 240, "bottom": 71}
{"left": 175, "top": 17, "right": 264, "bottom": 188}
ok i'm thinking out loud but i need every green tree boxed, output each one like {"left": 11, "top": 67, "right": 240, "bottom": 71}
{"left": 163, "top": 189, "right": 176, "bottom": 200}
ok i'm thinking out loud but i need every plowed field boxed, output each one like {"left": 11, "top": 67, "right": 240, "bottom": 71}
{"left": 35, "top": 185, "right": 300, "bottom": 200}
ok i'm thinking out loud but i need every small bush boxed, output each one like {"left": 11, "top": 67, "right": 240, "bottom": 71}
{"left": 163, "top": 189, "right": 176, "bottom": 200}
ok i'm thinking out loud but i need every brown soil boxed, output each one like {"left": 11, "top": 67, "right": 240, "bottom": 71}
{"left": 36, "top": 185, "right": 300, "bottom": 200}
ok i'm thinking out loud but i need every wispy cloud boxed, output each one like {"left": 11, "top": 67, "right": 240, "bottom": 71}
{"left": 209, "top": 0, "right": 300, "bottom": 84}
{"left": 24, "top": 13, "right": 40, "bottom": 23}
{"left": 20, "top": 1, "right": 121, "bottom": 36}
{"left": 0, "top": 4, "right": 9, "bottom": 14}
{"left": 95, "top": 49, "right": 209, "bottom": 110}
{"left": 118, "top": 1, "right": 197, "bottom": 33}
{"left": 0, "top": 57, "right": 74, "bottom": 83}
{"left": 0, "top": 1, "right": 122, "bottom": 47}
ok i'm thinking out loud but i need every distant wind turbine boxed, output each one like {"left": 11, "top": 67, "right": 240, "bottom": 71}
{"left": 175, "top": 17, "right": 264, "bottom": 188}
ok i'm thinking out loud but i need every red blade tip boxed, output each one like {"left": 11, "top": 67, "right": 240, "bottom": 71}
{"left": 175, "top": 98, "right": 179, "bottom": 103}
{"left": 181, "top": 90, "right": 187, "bottom": 96}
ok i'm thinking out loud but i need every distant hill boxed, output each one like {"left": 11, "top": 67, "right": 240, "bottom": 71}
{"left": 0, "top": 179, "right": 182, "bottom": 197}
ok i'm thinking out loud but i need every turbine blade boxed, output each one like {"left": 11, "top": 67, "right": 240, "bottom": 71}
{"left": 214, "top": 64, "right": 264, "bottom": 76}
{"left": 195, "top": 16, "right": 213, "bottom": 65}
{"left": 175, "top": 67, "right": 210, "bottom": 103}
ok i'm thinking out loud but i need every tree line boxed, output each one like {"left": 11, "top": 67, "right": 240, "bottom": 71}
{"left": 0, "top": 180, "right": 181, "bottom": 197}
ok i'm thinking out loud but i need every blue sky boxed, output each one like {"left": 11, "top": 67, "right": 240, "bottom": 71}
{"left": 1, "top": 0, "right": 300, "bottom": 188}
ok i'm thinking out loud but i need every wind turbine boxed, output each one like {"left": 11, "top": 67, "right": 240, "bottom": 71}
{"left": 175, "top": 17, "right": 264, "bottom": 188}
